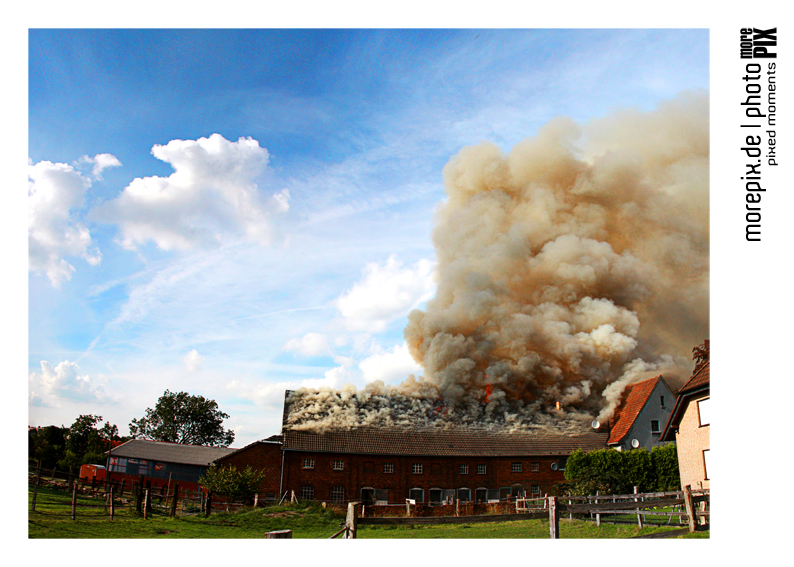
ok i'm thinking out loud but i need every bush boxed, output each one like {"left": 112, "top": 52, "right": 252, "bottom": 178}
{"left": 562, "top": 444, "right": 679, "bottom": 495}
{"left": 200, "top": 464, "right": 266, "bottom": 504}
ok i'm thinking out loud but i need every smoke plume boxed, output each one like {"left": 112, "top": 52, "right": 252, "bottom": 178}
{"left": 287, "top": 92, "right": 709, "bottom": 433}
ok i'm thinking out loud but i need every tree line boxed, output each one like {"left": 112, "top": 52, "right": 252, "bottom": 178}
{"left": 29, "top": 390, "right": 236, "bottom": 473}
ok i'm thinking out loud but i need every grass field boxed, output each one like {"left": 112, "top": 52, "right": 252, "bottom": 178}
{"left": 28, "top": 484, "right": 707, "bottom": 539}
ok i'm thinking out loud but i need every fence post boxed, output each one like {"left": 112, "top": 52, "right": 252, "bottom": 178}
{"left": 634, "top": 486, "right": 643, "bottom": 529}
{"left": 683, "top": 485, "right": 696, "bottom": 533}
{"left": 548, "top": 496, "right": 559, "bottom": 539}
{"left": 143, "top": 489, "right": 149, "bottom": 520}
{"left": 254, "top": 493, "right": 259, "bottom": 508}
{"left": 344, "top": 501, "right": 359, "bottom": 539}
{"left": 71, "top": 482, "right": 78, "bottom": 520}
{"left": 109, "top": 485, "right": 115, "bottom": 520}
{"left": 595, "top": 490, "right": 600, "bottom": 527}
{"left": 170, "top": 483, "right": 179, "bottom": 517}
{"left": 31, "top": 467, "right": 41, "bottom": 512}
{"left": 205, "top": 490, "right": 213, "bottom": 517}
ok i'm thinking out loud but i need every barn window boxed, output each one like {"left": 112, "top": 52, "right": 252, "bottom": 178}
{"left": 531, "top": 485, "right": 541, "bottom": 497}
{"left": 330, "top": 486, "right": 344, "bottom": 503}
{"left": 475, "top": 488, "right": 488, "bottom": 502}
{"left": 530, "top": 462, "right": 539, "bottom": 472}
{"left": 459, "top": 464, "right": 469, "bottom": 474}
{"left": 457, "top": 488, "right": 471, "bottom": 502}
{"left": 412, "top": 463, "right": 423, "bottom": 474}
{"left": 511, "top": 462, "right": 522, "bottom": 472}
{"left": 333, "top": 459, "right": 344, "bottom": 471}
{"left": 299, "top": 485, "right": 315, "bottom": 501}
{"left": 383, "top": 462, "right": 394, "bottom": 473}
{"left": 408, "top": 488, "right": 424, "bottom": 502}
{"left": 302, "top": 458, "right": 314, "bottom": 469}
{"left": 429, "top": 488, "right": 443, "bottom": 504}
{"left": 477, "top": 464, "right": 486, "bottom": 474}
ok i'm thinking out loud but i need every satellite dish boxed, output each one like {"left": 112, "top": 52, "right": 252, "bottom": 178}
{"left": 631, "top": 439, "right": 640, "bottom": 449}
{"left": 591, "top": 420, "right": 600, "bottom": 429}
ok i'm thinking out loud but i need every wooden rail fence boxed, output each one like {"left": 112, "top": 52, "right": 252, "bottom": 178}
{"left": 332, "top": 486, "right": 708, "bottom": 539}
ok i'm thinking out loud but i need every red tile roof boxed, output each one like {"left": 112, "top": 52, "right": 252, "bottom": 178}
{"left": 283, "top": 426, "right": 608, "bottom": 457}
{"left": 607, "top": 376, "right": 663, "bottom": 445}
{"left": 679, "top": 359, "right": 709, "bottom": 394}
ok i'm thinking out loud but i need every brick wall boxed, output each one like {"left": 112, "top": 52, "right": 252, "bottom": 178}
{"left": 281, "top": 451, "right": 567, "bottom": 505}
{"left": 216, "top": 441, "right": 283, "bottom": 497}
{"left": 675, "top": 393, "right": 710, "bottom": 490}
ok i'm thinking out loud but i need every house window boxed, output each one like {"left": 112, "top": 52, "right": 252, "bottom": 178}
{"left": 299, "top": 485, "right": 315, "bottom": 501}
{"left": 330, "top": 486, "right": 344, "bottom": 503}
{"left": 651, "top": 420, "right": 660, "bottom": 433}
{"left": 511, "top": 462, "right": 522, "bottom": 473}
{"left": 459, "top": 464, "right": 469, "bottom": 474}
{"left": 660, "top": 395, "right": 666, "bottom": 409}
{"left": 412, "top": 463, "right": 423, "bottom": 474}
{"left": 477, "top": 464, "right": 487, "bottom": 474}
{"left": 531, "top": 484, "right": 541, "bottom": 497}
{"left": 530, "top": 462, "right": 539, "bottom": 472}
{"left": 333, "top": 459, "right": 344, "bottom": 471}
{"left": 703, "top": 449, "right": 710, "bottom": 480}
{"left": 698, "top": 398, "right": 710, "bottom": 427}
{"left": 383, "top": 462, "right": 394, "bottom": 474}
{"left": 408, "top": 488, "right": 424, "bottom": 503}
{"left": 302, "top": 458, "right": 315, "bottom": 469}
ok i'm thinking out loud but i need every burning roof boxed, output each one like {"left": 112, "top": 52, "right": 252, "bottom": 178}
{"left": 288, "top": 92, "right": 708, "bottom": 434}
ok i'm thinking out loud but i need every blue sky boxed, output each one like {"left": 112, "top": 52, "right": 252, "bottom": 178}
{"left": 28, "top": 28, "right": 709, "bottom": 447}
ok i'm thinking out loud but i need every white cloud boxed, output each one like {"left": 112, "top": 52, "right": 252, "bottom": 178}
{"left": 336, "top": 255, "right": 436, "bottom": 333}
{"left": 28, "top": 160, "right": 102, "bottom": 287}
{"left": 92, "top": 134, "right": 285, "bottom": 251}
{"left": 359, "top": 342, "right": 422, "bottom": 384}
{"left": 283, "top": 332, "right": 332, "bottom": 357}
{"left": 183, "top": 349, "right": 204, "bottom": 371}
{"left": 77, "top": 153, "right": 122, "bottom": 180}
{"left": 28, "top": 360, "right": 109, "bottom": 406}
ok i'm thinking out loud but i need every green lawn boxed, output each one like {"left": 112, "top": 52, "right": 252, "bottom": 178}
{"left": 28, "top": 484, "right": 707, "bottom": 539}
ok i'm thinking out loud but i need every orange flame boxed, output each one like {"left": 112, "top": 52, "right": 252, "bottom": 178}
{"left": 485, "top": 383, "right": 493, "bottom": 404}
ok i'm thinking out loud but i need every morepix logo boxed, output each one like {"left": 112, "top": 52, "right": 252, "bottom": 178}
{"left": 740, "top": 28, "right": 777, "bottom": 59}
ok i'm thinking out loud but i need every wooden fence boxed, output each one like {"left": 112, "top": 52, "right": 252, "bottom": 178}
{"left": 332, "top": 486, "right": 708, "bottom": 539}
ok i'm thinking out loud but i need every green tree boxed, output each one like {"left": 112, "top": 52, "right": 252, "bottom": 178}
{"left": 129, "top": 390, "right": 235, "bottom": 447}
{"left": 29, "top": 425, "right": 68, "bottom": 470}
{"left": 200, "top": 464, "right": 266, "bottom": 504}
{"left": 60, "top": 415, "right": 122, "bottom": 471}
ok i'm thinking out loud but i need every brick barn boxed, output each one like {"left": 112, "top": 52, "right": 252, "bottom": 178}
{"left": 220, "top": 390, "right": 609, "bottom": 506}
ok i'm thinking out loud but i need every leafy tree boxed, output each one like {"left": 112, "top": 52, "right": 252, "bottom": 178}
{"left": 60, "top": 414, "right": 123, "bottom": 471}
{"left": 200, "top": 464, "right": 266, "bottom": 503}
{"left": 29, "top": 425, "right": 68, "bottom": 470}
{"left": 129, "top": 390, "right": 235, "bottom": 447}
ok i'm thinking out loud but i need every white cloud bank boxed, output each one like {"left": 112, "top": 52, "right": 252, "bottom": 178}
{"left": 336, "top": 255, "right": 436, "bottom": 333}
{"left": 29, "top": 360, "right": 109, "bottom": 407}
{"left": 92, "top": 134, "right": 288, "bottom": 251}
{"left": 359, "top": 342, "right": 422, "bottom": 384}
{"left": 28, "top": 160, "right": 103, "bottom": 287}
{"left": 283, "top": 333, "right": 332, "bottom": 357}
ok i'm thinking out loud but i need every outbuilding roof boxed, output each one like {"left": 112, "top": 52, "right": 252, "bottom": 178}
{"left": 282, "top": 426, "right": 608, "bottom": 457}
{"left": 108, "top": 439, "right": 236, "bottom": 466}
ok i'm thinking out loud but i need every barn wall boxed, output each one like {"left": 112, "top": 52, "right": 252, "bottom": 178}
{"left": 216, "top": 442, "right": 283, "bottom": 498}
{"left": 280, "top": 451, "right": 568, "bottom": 504}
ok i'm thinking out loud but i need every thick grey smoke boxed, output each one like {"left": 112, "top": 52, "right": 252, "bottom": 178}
{"left": 287, "top": 92, "right": 708, "bottom": 433}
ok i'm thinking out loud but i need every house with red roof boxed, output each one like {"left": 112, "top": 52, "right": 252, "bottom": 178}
{"left": 607, "top": 375, "right": 675, "bottom": 452}
{"left": 661, "top": 341, "right": 710, "bottom": 490}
